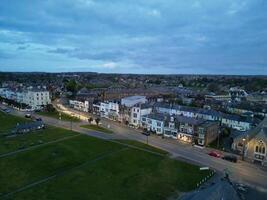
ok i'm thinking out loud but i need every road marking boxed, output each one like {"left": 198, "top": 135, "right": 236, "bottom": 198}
{"left": 0, "top": 147, "right": 129, "bottom": 199}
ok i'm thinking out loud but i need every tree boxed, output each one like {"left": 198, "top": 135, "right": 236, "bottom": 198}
{"left": 88, "top": 117, "right": 93, "bottom": 124}
{"left": 222, "top": 127, "right": 231, "bottom": 137}
{"left": 95, "top": 118, "right": 100, "bottom": 126}
{"left": 207, "top": 83, "right": 219, "bottom": 93}
{"left": 46, "top": 104, "right": 56, "bottom": 112}
{"left": 65, "top": 80, "right": 77, "bottom": 93}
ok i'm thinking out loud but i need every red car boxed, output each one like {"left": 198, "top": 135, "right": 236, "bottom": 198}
{"left": 208, "top": 151, "right": 221, "bottom": 158}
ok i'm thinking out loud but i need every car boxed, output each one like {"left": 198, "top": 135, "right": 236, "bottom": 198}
{"left": 36, "top": 118, "right": 42, "bottom": 121}
{"left": 2, "top": 108, "right": 11, "bottom": 113}
{"left": 208, "top": 151, "right": 221, "bottom": 158}
{"left": 222, "top": 155, "right": 237, "bottom": 163}
{"left": 142, "top": 132, "right": 150, "bottom": 136}
{"left": 25, "top": 113, "right": 32, "bottom": 118}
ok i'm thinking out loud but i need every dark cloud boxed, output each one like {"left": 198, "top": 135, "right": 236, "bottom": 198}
{"left": 0, "top": 0, "right": 266, "bottom": 74}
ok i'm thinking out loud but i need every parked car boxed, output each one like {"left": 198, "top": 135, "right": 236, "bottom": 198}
{"left": 25, "top": 113, "right": 32, "bottom": 118}
{"left": 208, "top": 151, "right": 221, "bottom": 158}
{"left": 2, "top": 108, "right": 11, "bottom": 113}
{"left": 36, "top": 118, "right": 42, "bottom": 121}
{"left": 142, "top": 132, "right": 150, "bottom": 136}
{"left": 222, "top": 155, "right": 237, "bottom": 163}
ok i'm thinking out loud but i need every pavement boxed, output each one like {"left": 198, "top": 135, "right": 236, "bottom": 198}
{"left": 2, "top": 103, "right": 267, "bottom": 197}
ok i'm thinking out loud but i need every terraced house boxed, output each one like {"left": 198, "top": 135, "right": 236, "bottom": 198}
{"left": 141, "top": 113, "right": 219, "bottom": 146}
{"left": 164, "top": 115, "right": 219, "bottom": 146}
{"left": 154, "top": 103, "right": 252, "bottom": 131}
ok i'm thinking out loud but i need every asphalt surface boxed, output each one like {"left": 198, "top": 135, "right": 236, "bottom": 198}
{"left": 2, "top": 103, "right": 267, "bottom": 196}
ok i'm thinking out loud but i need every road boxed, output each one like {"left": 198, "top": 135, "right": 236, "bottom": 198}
{"left": 3, "top": 103, "right": 267, "bottom": 194}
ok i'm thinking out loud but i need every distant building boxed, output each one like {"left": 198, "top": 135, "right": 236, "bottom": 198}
{"left": 121, "top": 96, "right": 147, "bottom": 107}
{"left": 0, "top": 87, "right": 51, "bottom": 110}
{"left": 69, "top": 100, "right": 89, "bottom": 112}
{"left": 97, "top": 101, "right": 120, "bottom": 120}
{"left": 229, "top": 87, "right": 248, "bottom": 101}
{"left": 154, "top": 103, "right": 252, "bottom": 131}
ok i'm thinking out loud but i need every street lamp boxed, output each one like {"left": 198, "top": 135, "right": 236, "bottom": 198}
{"left": 242, "top": 138, "right": 246, "bottom": 161}
{"left": 70, "top": 113, "right": 74, "bottom": 131}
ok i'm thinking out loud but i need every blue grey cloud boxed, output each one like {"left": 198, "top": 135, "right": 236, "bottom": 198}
{"left": 0, "top": 0, "right": 266, "bottom": 74}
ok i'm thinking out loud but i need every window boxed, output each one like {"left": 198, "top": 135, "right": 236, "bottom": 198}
{"left": 133, "top": 113, "right": 137, "bottom": 118}
{"left": 157, "top": 128, "right": 161, "bottom": 133}
{"left": 255, "top": 141, "right": 266, "bottom": 155}
{"left": 157, "top": 122, "right": 161, "bottom": 127}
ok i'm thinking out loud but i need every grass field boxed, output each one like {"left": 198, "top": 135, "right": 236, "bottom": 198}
{"left": 0, "top": 112, "right": 28, "bottom": 134}
{"left": 0, "top": 113, "right": 212, "bottom": 200}
{"left": 39, "top": 111, "right": 81, "bottom": 122}
{"left": 80, "top": 124, "right": 113, "bottom": 134}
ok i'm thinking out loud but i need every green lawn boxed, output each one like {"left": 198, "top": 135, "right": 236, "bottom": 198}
{"left": 0, "top": 112, "right": 28, "bottom": 134}
{"left": 0, "top": 113, "right": 212, "bottom": 200}
{"left": 115, "top": 139, "right": 169, "bottom": 155}
{"left": 0, "top": 112, "right": 78, "bottom": 155}
{"left": 80, "top": 124, "right": 113, "bottom": 134}
{"left": 39, "top": 111, "right": 81, "bottom": 122}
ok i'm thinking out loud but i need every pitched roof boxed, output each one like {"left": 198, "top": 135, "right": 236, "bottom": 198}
{"left": 236, "top": 118, "right": 267, "bottom": 142}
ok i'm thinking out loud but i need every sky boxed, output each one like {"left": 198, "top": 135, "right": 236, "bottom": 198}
{"left": 0, "top": 0, "right": 267, "bottom": 75}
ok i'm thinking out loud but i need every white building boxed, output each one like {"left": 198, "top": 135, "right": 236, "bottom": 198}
{"left": 69, "top": 100, "right": 89, "bottom": 112}
{"left": 0, "top": 88, "right": 51, "bottom": 109}
{"left": 23, "top": 90, "right": 51, "bottom": 109}
{"left": 141, "top": 113, "right": 165, "bottom": 135}
{"left": 130, "top": 104, "right": 152, "bottom": 127}
{"left": 155, "top": 103, "right": 251, "bottom": 131}
{"left": 121, "top": 96, "right": 147, "bottom": 107}
{"left": 99, "top": 101, "right": 120, "bottom": 120}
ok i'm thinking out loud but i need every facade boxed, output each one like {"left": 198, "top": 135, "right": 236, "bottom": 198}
{"left": 232, "top": 118, "right": 267, "bottom": 166}
{"left": 154, "top": 103, "right": 251, "bottom": 131}
{"left": 163, "top": 116, "right": 201, "bottom": 142}
{"left": 141, "top": 113, "right": 165, "bottom": 135}
{"left": 130, "top": 104, "right": 152, "bottom": 127}
{"left": 0, "top": 88, "right": 51, "bottom": 109}
{"left": 221, "top": 114, "right": 251, "bottom": 131}
{"left": 99, "top": 101, "right": 120, "bottom": 120}
{"left": 141, "top": 113, "right": 219, "bottom": 146}
{"left": 69, "top": 100, "right": 89, "bottom": 112}
{"left": 24, "top": 90, "right": 51, "bottom": 109}
{"left": 196, "top": 121, "right": 219, "bottom": 146}
{"left": 121, "top": 96, "right": 147, "bottom": 107}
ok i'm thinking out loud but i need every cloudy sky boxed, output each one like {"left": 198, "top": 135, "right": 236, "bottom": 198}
{"left": 0, "top": 0, "right": 266, "bottom": 74}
